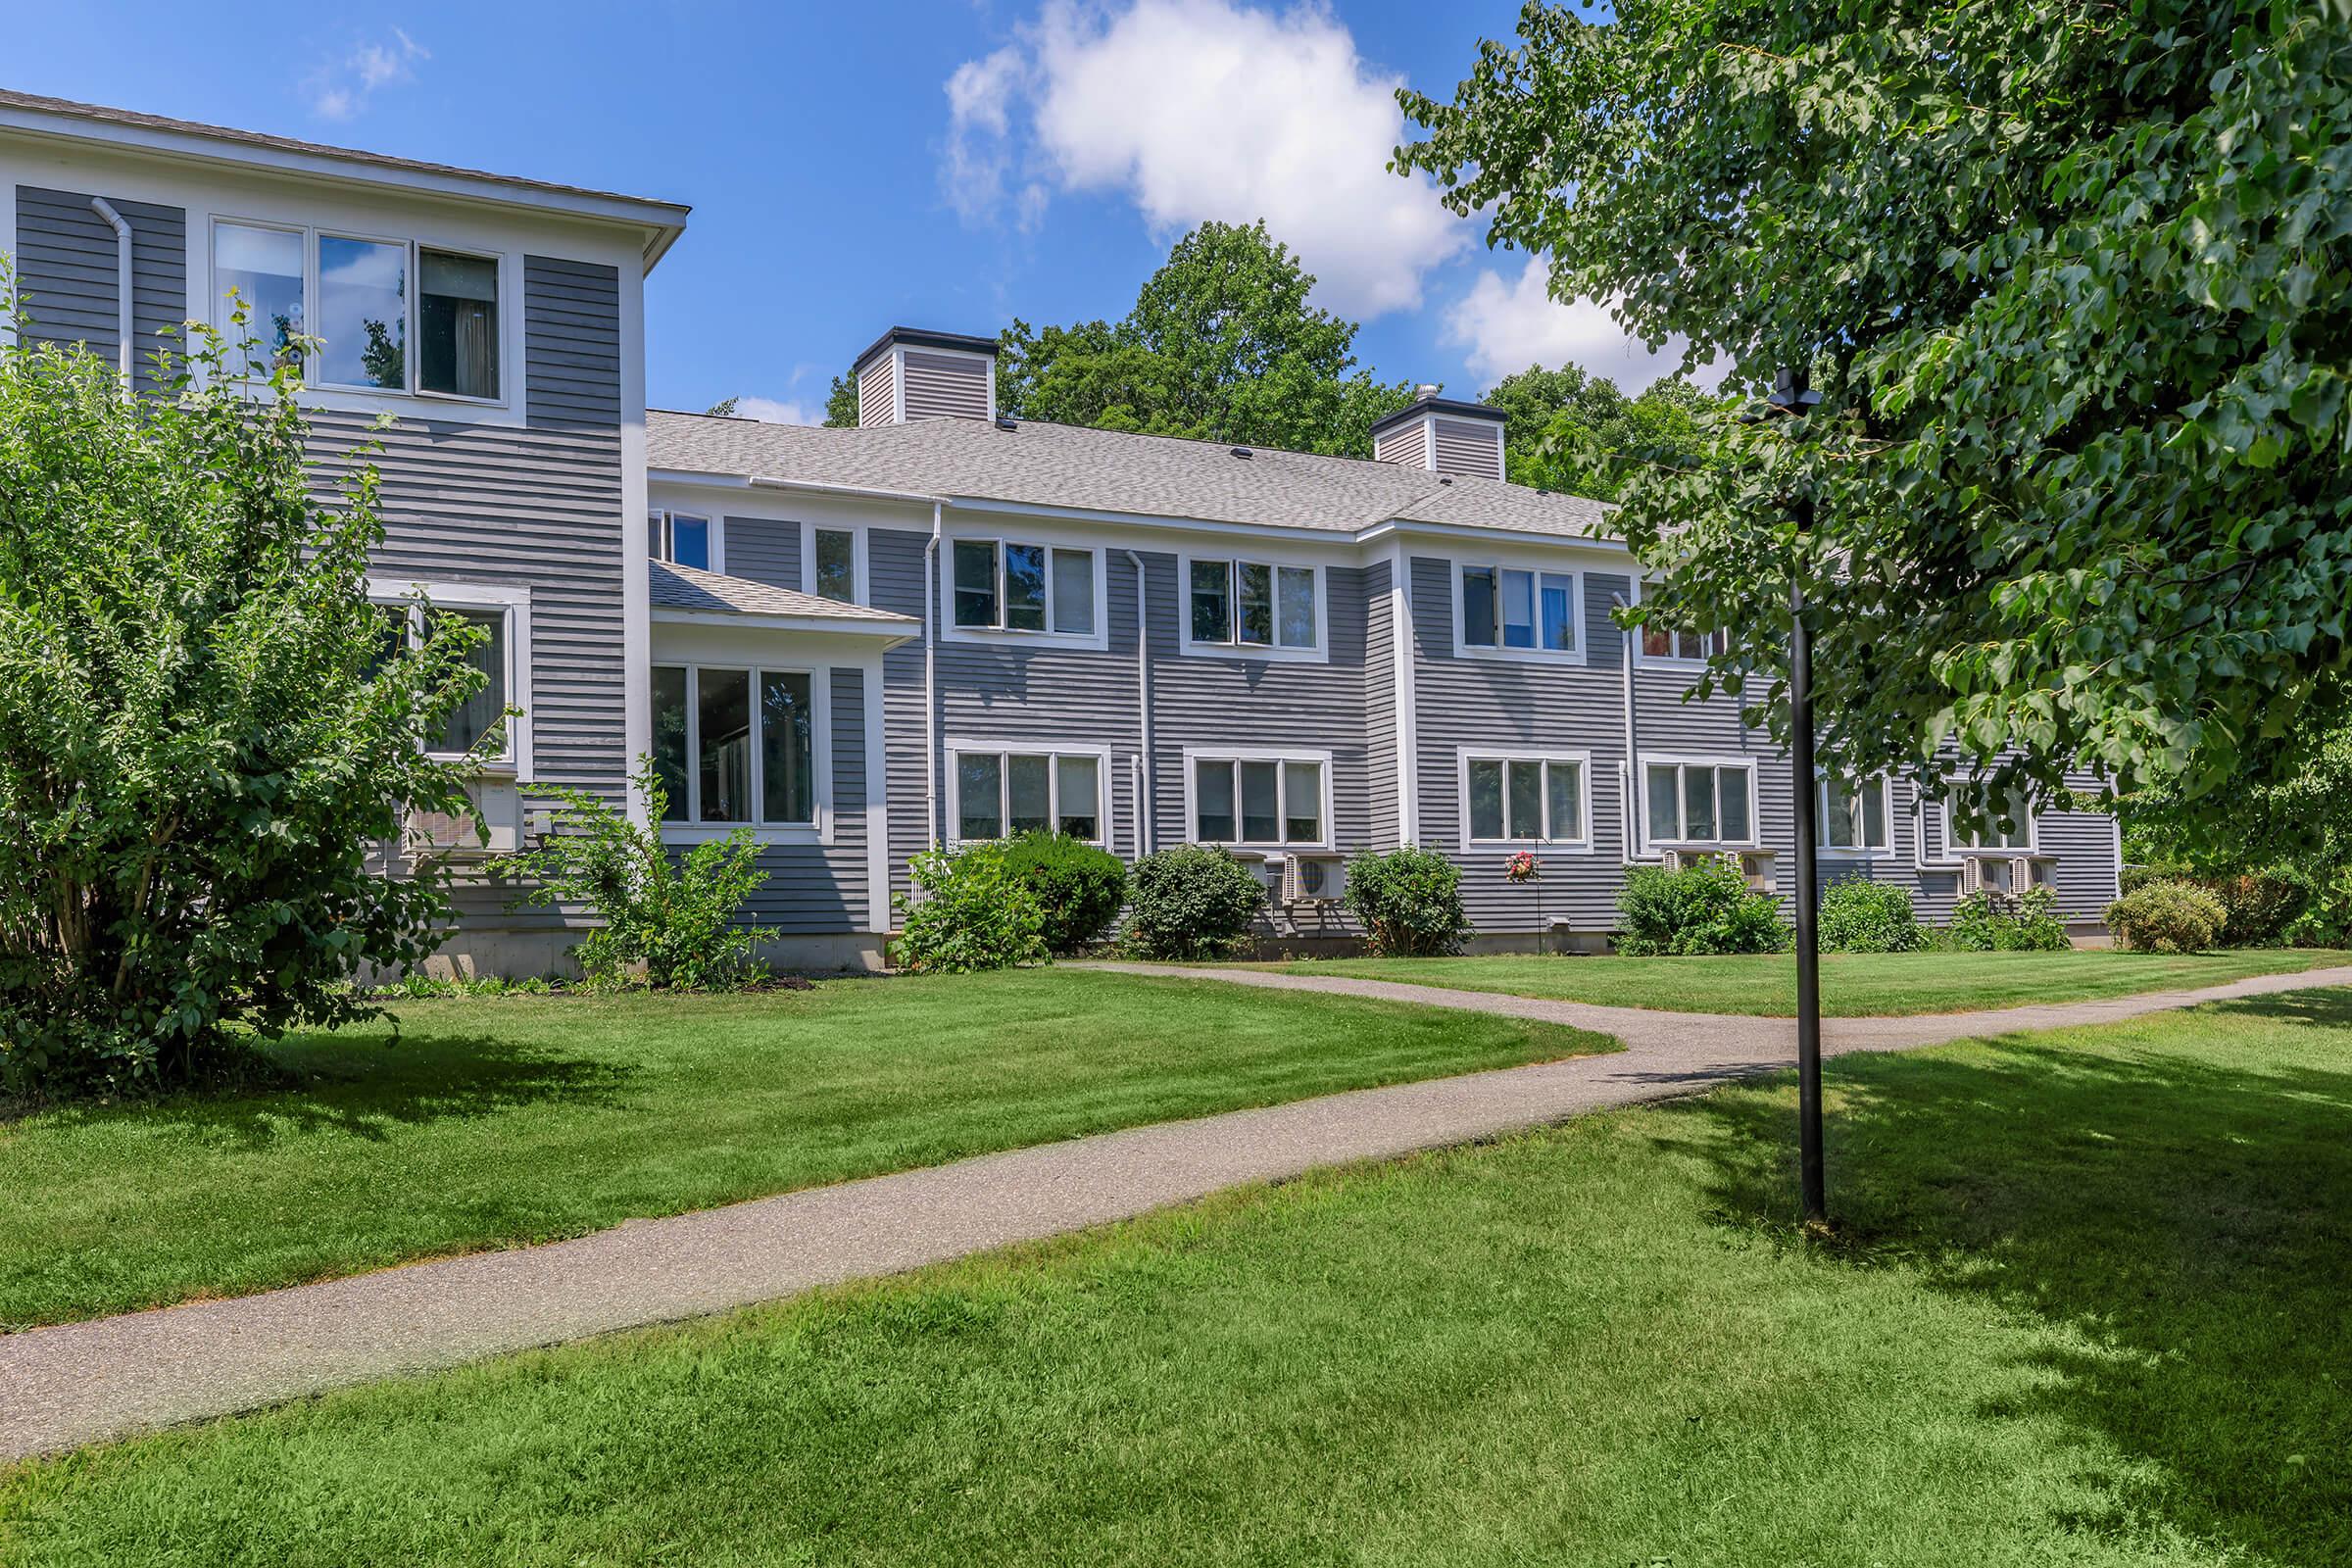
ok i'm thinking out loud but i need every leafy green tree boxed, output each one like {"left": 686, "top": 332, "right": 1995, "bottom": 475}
{"left": 1484, "top": 363, "right": 1716, "bottom": 500}
{"left": 997, "top": 220, "right": 1415, "bottom": 456}
{"left": 0, "top": 287, "right": 493, "bottom": 1097}
{"left": 823, "top": 372, "right": 858, "bottom": 428}
{"left": 1398, "top": 2, "right": 2352, "bottom": 816}
{"left": 703, "top": 396, "right": 740, "bottom": 417}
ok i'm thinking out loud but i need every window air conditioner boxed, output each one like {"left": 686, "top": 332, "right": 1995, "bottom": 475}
{"left": 1282, "top": 852, "right": 1348, "bottom": 906}
{"left": 1738, "top": 850, "right": 1778, "bottom": 895}
{"left": 410, "top": 780, "right": 523, "bottom": 858}
{"left": 1958, "top": 855, "right": 2058, "bottom": 897}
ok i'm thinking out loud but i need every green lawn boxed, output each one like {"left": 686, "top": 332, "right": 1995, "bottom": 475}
{"left": 0, "top": 970, "right": 1608, "bottom": 1330}
{"left": 9, "top": 992, "right": 2346, "bottom": 1566}
{"left": 1256, "top": 946, "right": 2352, "bottom": 1016}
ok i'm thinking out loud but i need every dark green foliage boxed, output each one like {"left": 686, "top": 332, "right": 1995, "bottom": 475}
{"left": 1817, "top": 877, "right": 1927, "bottom": 955}
{"left": 1482, "top": 363, "right": 1720, "bottom": 501}
{"left": 496, "top": 758, "right": 768, "bottom": 991}
{"left": 1616, "top": 855, "right": 1790, "bottom": 956}
{"left": 1400, "top": 3, "right": 2352, "bottom": 818}
{"left": 1946, "top": 888, "right": 2072, "bottom": 953}
{"left": 1343, "top": 846, "right": 1469, "bottom": 956}
{"left": 891, "top": 842, "right": 1049, "bottom": 974}
{"left": 999, "top": 831, "right": 1130, "bottom": 956}
{"left": 0, "top": 290, "right": 488, "bottom": 1099}
{"left": 1123, "top": 844, "right": 1265, "bottom": 960}
{"left": 2106, "top": 881, "right": 2228, "bottom": 955}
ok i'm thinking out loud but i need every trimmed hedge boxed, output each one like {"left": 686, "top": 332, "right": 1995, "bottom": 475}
{"left": 1817, "top": 876, "right": 1927, "bottom": 954}
{"left": 1123, "top": 845, "right": 1265, "bottom": 960}
{"left": 1343, "top": 846, "right": 1470, "bottom": 956}
{"left": 2105, "top": 880, "right": 2228, "bottom": 954}
{"left": 1617, "top": 855, "right": 1790, "bottom": 956}
{"left": 1000, "top": 832, "right": 1130, "bottom": 956}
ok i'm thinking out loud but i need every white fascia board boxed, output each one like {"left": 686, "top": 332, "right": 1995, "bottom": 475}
{"left": 943, "top": 494, "right": 1372, "bottom": 549}
{"left": 648, "top": 468, "right": 757, "bottom": 489}
{"left": 650, "top": 607, "right": 917, "bottom": 645}
{"left": 1355, "top": 518, "right": 1633, "bottom": 558}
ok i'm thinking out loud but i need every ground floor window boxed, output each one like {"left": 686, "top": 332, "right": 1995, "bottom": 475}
{"left": 1822, "top": 776, "right": 1890, "bottom": 853}
{"left": 1192, "top": 755, "right": 1326, "bottom": 846}
{"left": 950, "top": 746, "right": 1103, "bottom": 843}
{"left": 1644, "top": 759, "right": 1755, "bottom": 846}
{"left": 1465, "top": 754, "right": 1587, "bottom": 844}
{"left": 1948, "top": 779, "right": 2034, "bottom": 852}
{"left": 651, "top": 664, "right": 816, "bottom": 826}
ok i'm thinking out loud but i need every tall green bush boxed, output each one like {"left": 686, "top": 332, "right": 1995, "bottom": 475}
{"left": 1123, "top": 845, "right": 1265, "bottom": 960}
{"left": 892, "top": 842, "right": 1049, "bottom": 974}
{"left": 496, "top": 757, "right": 768, "bottom": 990}
{"left": 1343, "top": 846, "right": 1469, "bottom": 956}
{"left": 1817, "top": 877, "right": 1926, "bottom": 954}
{"left": 1616, "top": 856, "right": 1789, "bottom": 956}
{"left": 2105, "top": 881, "right": 2228, "bottom": 954}
{"left": 0, "top": 293, "right": 489, "bottom": 1098}
{"left": 999, "top": 831, "right": 1129, "bottom": 956}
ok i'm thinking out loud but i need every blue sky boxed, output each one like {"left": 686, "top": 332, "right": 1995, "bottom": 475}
{"left": 12, "top": 1, "right": 1681, "bottom": 424}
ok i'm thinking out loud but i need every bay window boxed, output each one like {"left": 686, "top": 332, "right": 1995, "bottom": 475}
{"left": 1459, "top": 564, "right": 1577, "bottom": 654}
{"left": 950, "top": 747, "right": 1103, "bottom": 843}
{"left": 1822, "top": 776, "right": 1890, "bottom": 854}
{"left": 1192, "top": 755, "right": 1325, "bottom": 846}
{"left": 1188, "top": 558, "right": 1318, "bottom": 652}
{"left": 650, "top": 663, "right": 819, "bottom": 828}
{"left": 952, "top": 538, "right": 1096, "bottom": 636}
{"left": 1644, "top": 760, "right": 1755, "bottom": 846}
{"left": 1465, "top": 755, "right": 1588, "bottom": 844}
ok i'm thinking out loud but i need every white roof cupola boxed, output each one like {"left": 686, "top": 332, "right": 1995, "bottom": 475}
{"left": 852, "top": 326, "right": 999, "bottom": 427}
{"left": 1369, "top": 393, "right": 1507, "bottom": 482}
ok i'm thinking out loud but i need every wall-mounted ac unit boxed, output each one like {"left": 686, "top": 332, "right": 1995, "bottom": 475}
{"left": 1658, "top": 848, "right": 1703, "bottom": 873}
{"left": 1282, "top": 852, "right": 1348, "bottom": 906}
{"left": 409, "top": 780, "right": 523, "bottom": 858}
{"left": 1738, "top": 849, "right": 1778, "bottom": 895}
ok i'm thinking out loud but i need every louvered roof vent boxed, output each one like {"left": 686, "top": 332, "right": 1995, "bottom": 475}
{"left": 1369, "top": 393, "right": 1506, "bottom": 481}
{"left": 852, "top": 326, "right": 999, "bottom": 427}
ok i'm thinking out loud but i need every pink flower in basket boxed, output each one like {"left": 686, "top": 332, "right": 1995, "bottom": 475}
{"left": 1505, "top": 851, "right": 1540, "bottom": 883}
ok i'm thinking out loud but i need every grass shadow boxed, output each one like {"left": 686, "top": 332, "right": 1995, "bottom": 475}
{"left": 1680, "top": 991, "right": 2352, "bottom": 1562}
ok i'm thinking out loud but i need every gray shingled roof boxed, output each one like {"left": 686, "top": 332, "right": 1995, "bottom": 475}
{"left": 650, "top": 561, "right": 916, "bottom": 627}
{"left": 647, "top": 411, "right": 1616, "bottom": 542}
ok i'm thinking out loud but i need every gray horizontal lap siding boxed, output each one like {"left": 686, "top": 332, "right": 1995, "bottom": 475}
{"left": 1431, "top": 419, "right": 1502, "bottom": 481}
{"left": 722, "top": 515, "right": 802, "bottom": 591}
{"left": 14, "top": 184, "right": 186, "bottom": 393}
{"left": 876, "top": 526, "right": 939, "bottom": 906}
{"left": 901, "top": 351, "right": 989, "bottom": 421}
{"left": 740, "top": 665, "right": 869, "bottom": 933}
{"left": 857, "top": 357, "right": 895, "bottom": 429}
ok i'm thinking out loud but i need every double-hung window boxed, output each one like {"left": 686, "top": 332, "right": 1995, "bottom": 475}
{"left": 1464, "top": 755, "right": 1589, "bottom": 844}
{"left": 1644, "top": 760, "right": 1755, "bottom": 846}
{"left": 1188, "top": 559, "right": 1318, "bottom": 653}
{"left": 952, "top": 538, "right": 1097, "bottom": 636}
{"left": 950, "top": 747, "right": 1103, "bottom": 843}
{"left": 1822, "top": 776, "right": 1891, "bottom": 854}
{"left": 213, "top": 219, "right": 503, "bottom": 401}
{"left": 1459, "top": 564, "right": 1577, "bottom": 654}
{"left": 649, "top": 512, "right": 711, "bottom": 570}
{"left": 1192, "top": 755, "right": 1326, "bottom": 846}
{"left": 1948, "top": 780, "right": 2034, "bottom": 852}
{"left": 650, "top": 664, "right": 818, "bottom": 828}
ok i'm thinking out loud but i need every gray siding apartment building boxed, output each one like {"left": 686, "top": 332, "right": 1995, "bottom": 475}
{"left": 3, "top": 92, "right": 2123, "bottom": 973}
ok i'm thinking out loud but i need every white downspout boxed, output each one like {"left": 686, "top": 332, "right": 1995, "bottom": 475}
{"left": 88, "top": 197, "right": 132, "bottom": 380}
{"left": 1124, "top": 549, "right": 1152, "bottom": 858}
{"left": 925, "top": 504, "right": 942, "bottom": 848}
{"left": 1613, "top": 592, "right": 1642, "bottom": 862}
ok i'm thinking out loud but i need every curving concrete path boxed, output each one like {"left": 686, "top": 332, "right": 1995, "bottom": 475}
{"left": 7, "top": 961, "right": 2349, "bottom": 1463}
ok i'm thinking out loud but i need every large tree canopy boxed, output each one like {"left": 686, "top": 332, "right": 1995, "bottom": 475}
{"left": 1482, "top": 363, "right": 1718, "bottom": 500}
{"left": 1398, "top": 1, "right": 2352, "bottom": 815}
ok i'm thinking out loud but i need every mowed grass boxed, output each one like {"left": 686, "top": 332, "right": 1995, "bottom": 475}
{"left": 0, "top": 969, "right": 1610, "bottom": 1330}
{"left": 8, "top": 993, "right": 2347, "bottom": 1566}
{"left": 1259, "top": 946, "right": 2352, "bottom": 1016}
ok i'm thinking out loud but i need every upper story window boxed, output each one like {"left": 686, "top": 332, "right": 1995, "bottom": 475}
{"left": 212, "top": 220, "right": 502, "bottom": 402}
{"left": 651, "top": 664, "right": 816, "bottom": 828}
{"left": 1465, "top": 754, "right": 1589, "bottom": 845}
{"left": 1644, "top": 759, "right": 1755, "bottom": 846}
{"left": 1191, "top": 753, "right": 1327, "bottom": 848}
{"left": 812, "top": 528, "right": 857, "bottom": 603}
{"left": 650, "top": 513, "right": 711, "bottom": 570}
{"left": 1642, "top": 626, "right": 1724, "bottom": 662}
{"left": 952, "top": 538, "right": 1096, "bottom": 636}
{"left": 1460, "top": 564, "right": 1577, "bottom": 656}
{"left": 949, "top": 746, "right": 1103, "bottom": 844}
{"left": 1948, "top": 780, "right": 2034, "bottom": 853}
{"left": 1188, "top": 558, "right": 1318, "bottom": 654}
{"left": 1822, "top": 776, "right": 1891, "bottom": 854}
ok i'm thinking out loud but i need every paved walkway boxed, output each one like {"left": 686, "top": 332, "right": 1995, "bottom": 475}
{"left": 7, "top": 962, "right": 2349, "bottom": 1462}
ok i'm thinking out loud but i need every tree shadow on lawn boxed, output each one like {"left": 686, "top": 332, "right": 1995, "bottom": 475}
{"left": 1685, "top": 991, "right": 2352, "bottom": 1565}
{"left": 18, "top": 1029, "right": 637, "bottom": 1152}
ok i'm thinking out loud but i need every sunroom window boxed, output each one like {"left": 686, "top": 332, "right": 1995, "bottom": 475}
{"left": 649, "top": 664, "right": 818, "bottom": 827}
{"left": 953, "top": 539, "right": 1095, "bottom": 635}
{"left": 1645, "top": 760, "right": 1754, "bottom": 845}
{"left": 1194, "top": 757, "right": 1323, "bottom": 845}
{"left": 1190, "top": 559, "right": 1316, "bottom": 651}
{"left": 1467, "top": 757, "right": 1586, "bottom": 843}
{"left": 1460, "top": 564, "right": 1576, "bottom": 653}
{"left": 952, "top": 749, "right": 1102, "bottom": 843}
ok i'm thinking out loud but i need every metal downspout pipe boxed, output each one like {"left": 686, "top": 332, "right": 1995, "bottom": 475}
{"left": 88, "top": 197, "right": 132, "bottom": 382}
{"left": 926, "top": 503, "right": 942, "bottom": 847}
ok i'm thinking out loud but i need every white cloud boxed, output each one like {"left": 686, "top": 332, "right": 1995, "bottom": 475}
{"left": 943, "top": 0, "right": 1466, "bottom": 318}
{"left": 733, "top": 397, "right": 827, "bottom": 426}
{"left": 1446, "top": 256, "right": 1725, "bottom": 393}
{"left": 306, "top": 28, "right": 428, "bottom": 122}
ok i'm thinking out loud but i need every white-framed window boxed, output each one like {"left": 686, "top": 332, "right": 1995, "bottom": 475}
{"left": 650, "top": 662, "right": 825, "bottom": 834}
{"left": 1184, "top": 555, "right": 1323, "bottom": 658}
{"left": 1461, "top": 751, "right": 1592, "bottom": 847}
{"left": 211, "top": 218, "right": 504, "bottom": 404}
{"left": 949, "top": 536, "right": 1100, "bottom": 640}
{"left": 1945, "top": 779, "right": 2035, "bottom": 853}
{"left": 807, "top": 524, "right": 862, "bottom": 605}
{"left": 1821, "top": 775, "right": 1892, "bottom": 855}
{"left": 945, "top": 742, "right": 1107, "bottom": 844}
{"left": 1186, "top": 750, "right": 1331, "bottom": 848}
{"left": 366, "top": 578, "right": 531, "bottom": 773}
{"left": 1457, "top": 563, "right": 1580, "bottom": 658}
{"left": 1627, "top": 579, "right": 1725, "bottom": 664}
{"left": 649, "top": 512, "right": 712, "bottom": 570}
{"left": 1642, "top": 757, "right": 1756, "bottom": 847}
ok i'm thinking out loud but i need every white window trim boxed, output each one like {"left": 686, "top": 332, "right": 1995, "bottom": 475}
{"left": 1639, "top": 753, "right": 1760, "bottom": 852}
{"left": 1626, "top": 577, "right": 1719, "bottom": 669}
{"left": 1177, "top": 552, "right": 1331, "bottom": 663}
{"left": 1940, "top": 777, "right": 2038, "bottom": 856}
{"left": 1449, "top": 558, "right": 1587, "bottom": 664}
{"left": 653, "top": 660, "right": 833, "bottom": 847}
{"left": 1456, "top": 748, "right": 1595, "bottom": 853}
{"left": 1181, "top": 746, "right": 1337, "bottom": 853}
{"left": 207, "top": 215, "right": 516, "bottom": 414}
{"left": 802, "top": 520, "right": 868, "bottom": 607}
{"left": 1819, "top": 773, "right": 1896, "bottom": 858}
{"left": 941, "top": 532, "right": 1110, "bottom": 651}
{"left": 650, "top": 510, "right": 722, "bottom": 573}
{"left": 366, "top": 576, "right": 532, "bottom": 777}
{"left": 942, "top": 738, "right": 1115, "bottom": 847}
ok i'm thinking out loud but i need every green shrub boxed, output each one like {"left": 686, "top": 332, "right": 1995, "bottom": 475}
{"left": 1616, "top": 855, "right": 1790, "bottom": 956}
{"left": 892, "top": 842, "right": 1049, "bottom": 974}
{"left": 499, "top": 756, "right": 769, "bottom": 991}
{"left": 1817, "top": 877, "right": 1927, "bottom": 954}
{"left": 1945, "top": 886, "right": 2072, "bottom": 952}
{"left": 1344, "top": 846, "right": 1469, "bottom": 956}
{"left": 1123, "top": 845, "right": 1266, "bottom": 960}
{"left": 2105, "top": 880, "right": 2228, "bottom": 954}
{"left": 999, "top": 831, "right": 1129, "bottom": 956}
{"left": 2281, "top": 866, "right": 2352, "bottom": 949}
